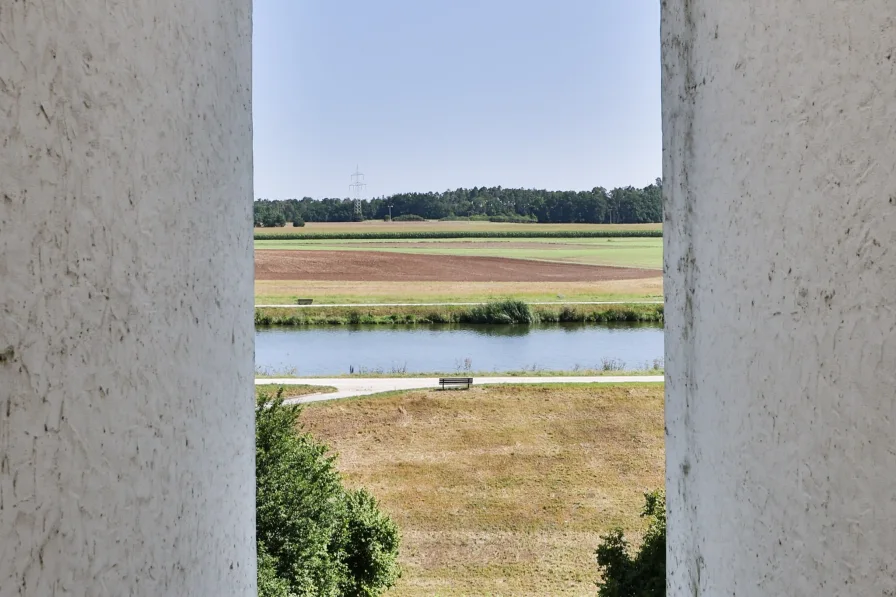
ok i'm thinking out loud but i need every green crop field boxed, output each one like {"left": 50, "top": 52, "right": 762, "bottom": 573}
{"left": 254, "top": 279, "right": 664, "bottom": 306}
{"left": 255, "top": 237, "right": 663, "bottom": 270}
{"left": 256, "top": 220, "right": 662, "bottom": 236}
{"left": 254, "top": 222, "right": 664, "bottom": 307}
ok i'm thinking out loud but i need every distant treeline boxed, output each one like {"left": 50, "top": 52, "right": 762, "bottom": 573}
{"left": 254, "top": 180, "right": 663, "bottom": 226}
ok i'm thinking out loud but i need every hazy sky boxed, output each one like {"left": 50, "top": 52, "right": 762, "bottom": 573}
{"left": 253, "top": 1, "right": 661, "bottom": 199}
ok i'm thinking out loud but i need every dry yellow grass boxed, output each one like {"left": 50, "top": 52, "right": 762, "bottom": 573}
{"left": 255, "top": 278, "right": 663, "bottom": 305}
{"left": 302, "top": 383, "right": 664, "bottom": 596}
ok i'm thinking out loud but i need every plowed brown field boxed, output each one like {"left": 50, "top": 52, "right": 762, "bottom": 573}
{"left": 255, "top": 250, "right": 659, "bottom": 282}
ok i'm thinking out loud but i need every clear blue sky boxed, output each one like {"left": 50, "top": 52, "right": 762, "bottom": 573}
{"left": 253, "top": 1, "right": 660, "bottom": 199}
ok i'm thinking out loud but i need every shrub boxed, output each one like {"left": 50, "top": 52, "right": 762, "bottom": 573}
{"left": 335, "top": 489, "right": 402, "bottom": 596}
{"left": 467, "top": 300, "right": 536, "bottom": 324}
{"left": 535, "top": 308, "right": 560, "bottom": 323}
{"left": 392, "top": 214, "right": 426, "bottom": 221}
{"left": 600, "top": 357, "right": 627, "bottom": 371}
{"left": 426, "top": 311, "right": 452, "bottom": 324}
{"left": 559, "top": 306, "right": 580, "bottom": 322}
{"left": 595, "top": 489, "right": 665, "bottom": 597}
{"left": 292, "top": 218, "right": 305, "bottom": 228}
{"left": 256, "top": 391, "right": 401, "bottom": 596}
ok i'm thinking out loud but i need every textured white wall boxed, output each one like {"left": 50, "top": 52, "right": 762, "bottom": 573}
{"left": 664, "top": 1, "right": 896, "bottom": 595}
{"left": 0, "top": 1, "right": 255, "bottom": 595}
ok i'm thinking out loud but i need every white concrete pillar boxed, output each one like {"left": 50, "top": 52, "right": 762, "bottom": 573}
{"left": 664, "top": 1, "right": 896, "bottom": 595}
{"left": 0, "top": 1, "right": 255, "bottom": 595}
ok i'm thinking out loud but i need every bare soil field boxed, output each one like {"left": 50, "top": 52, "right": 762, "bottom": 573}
{"left": 335, "top": 240, "right": 598, "bottom": 250}
{"left": 255, "top": 250, "right": 659, "bottom": 283}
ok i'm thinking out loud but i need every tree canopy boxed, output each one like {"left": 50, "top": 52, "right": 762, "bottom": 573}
{"left": 254, "top": 180, "right": 663, "bottom": 226}
{"left": 594, "top": 489, "right": 666, "bottom": 597}
{"left": 256, "top": 390, "right": 401, "bottom": 596}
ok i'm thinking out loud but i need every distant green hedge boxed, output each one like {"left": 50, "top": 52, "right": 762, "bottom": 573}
{"left": 254, "top": 230, "right": 662, "bottom": 240}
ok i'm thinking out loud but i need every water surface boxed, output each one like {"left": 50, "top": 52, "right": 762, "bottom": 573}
{"left": 255, "top": 323, "right": 663, "bottom": 376}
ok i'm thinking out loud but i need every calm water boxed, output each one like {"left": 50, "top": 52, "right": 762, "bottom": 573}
{"left": 255, "top": 323, "right": 663, "bottom": 376}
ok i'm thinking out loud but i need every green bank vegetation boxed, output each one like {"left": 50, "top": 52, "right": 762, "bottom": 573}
{"left": 255, "top": 359, "right": 665, "bottom": 380}
{"left": 255, "top": 300, "right": 663, "bottom": 327}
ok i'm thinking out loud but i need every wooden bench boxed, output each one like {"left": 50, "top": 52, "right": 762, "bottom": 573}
{"left": 295, "top": 298, "right": 314, "bottom": 305}
{"left": 439, "top": 377, "right": 473, "bottom": 390}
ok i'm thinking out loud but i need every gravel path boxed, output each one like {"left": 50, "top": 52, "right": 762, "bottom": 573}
{"left": 256, "top": 375, "right": 664, "bottom": 404}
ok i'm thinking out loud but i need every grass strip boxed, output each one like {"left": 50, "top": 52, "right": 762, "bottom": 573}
{"left": 254, "top": 230, "right": 663, "bottom": 240}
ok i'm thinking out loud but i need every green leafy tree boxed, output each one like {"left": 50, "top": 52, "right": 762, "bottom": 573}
{"left": 335, "top": 489, "right": 402, "bottom": 596}
{"left": 258, "top": 541, "right": 294, "bottom": 597}
{"left": 256, "top": 390, "right": 401, "bottom": 596}
{"left": 595, "top": 489, "right": 665, "bottom": 597}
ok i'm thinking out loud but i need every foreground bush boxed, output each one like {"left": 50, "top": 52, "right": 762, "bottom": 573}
{"left": 256, "top": 391, "right": 401, "bottom": 596}
{"left": 595, "top": 489, "right": 665, "bottom": 597}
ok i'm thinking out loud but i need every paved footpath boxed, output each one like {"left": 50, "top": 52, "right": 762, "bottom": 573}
{"left": 256, "top": 375, "right": 665, "bottom": 404}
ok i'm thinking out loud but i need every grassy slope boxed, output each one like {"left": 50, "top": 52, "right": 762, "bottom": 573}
{"left": 302, "top": 383, "right": 664, "bottom": 596}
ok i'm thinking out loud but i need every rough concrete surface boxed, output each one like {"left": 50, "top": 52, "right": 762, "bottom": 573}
{"left": 0, "top": 1, "right": 255, "bottom": 595}
{"left": 664, "top": 1, "right": 896, "bottom": 595}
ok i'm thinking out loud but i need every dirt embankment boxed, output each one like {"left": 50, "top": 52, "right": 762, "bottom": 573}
{"left": 255, "top": 250, "right": 660, "bottom": 282}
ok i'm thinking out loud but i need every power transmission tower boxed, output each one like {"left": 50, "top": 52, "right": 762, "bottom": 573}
{"left": 349, "top": 165, "right": 366, "bottom": 220}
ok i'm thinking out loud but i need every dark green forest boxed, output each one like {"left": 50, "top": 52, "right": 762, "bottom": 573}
{"left": 254, "top": 180, "right": 663, "bottom": 226}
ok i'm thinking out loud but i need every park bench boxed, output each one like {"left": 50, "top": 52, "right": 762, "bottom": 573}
{"left": 439, "top": 377, "right": 473, "bottom": 390}
{"left": 295, "top": 298, "right": 314, "bottom": 305}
